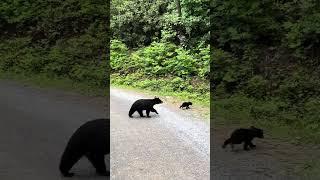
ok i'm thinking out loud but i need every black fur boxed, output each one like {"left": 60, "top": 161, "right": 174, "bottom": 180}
{"left": 59, "top": 119, "right": 109, "bottom": 177}
{"left": 180, "top": 102, "right": 192, "bottom": 109}
{"left": 129, "top": 97, "right": 163, "bottom": 118}
{"left": 222, "top": 126, "right": 264, "bottom": 151}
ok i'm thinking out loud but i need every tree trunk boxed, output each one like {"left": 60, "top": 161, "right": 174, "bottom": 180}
{"left": 176, "top": 0, "right": 182, "bottom": 17}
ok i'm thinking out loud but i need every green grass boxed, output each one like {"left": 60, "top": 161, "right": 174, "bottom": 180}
{"left": 298, "top": 159, "right": 320, "bottom": 179}
{"left": 0, "top": 71, "right": 108, "bottom": 97}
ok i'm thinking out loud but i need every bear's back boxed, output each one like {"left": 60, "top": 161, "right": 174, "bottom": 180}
{"left": 132, "top": 99, "right": 155, "bottom": 109}
{"left": 230, "top": 128, "right": 252, "bottom": 143}
{"left": 69, "top": 119, "right": 109, "bottom": 154}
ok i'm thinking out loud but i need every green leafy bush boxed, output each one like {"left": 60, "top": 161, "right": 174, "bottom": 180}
{"left": 245, "top": 75, "right": 268, "bottom": 99}
{"left": 0, "top": 0, "right": 109, "bottom": 88}
{"left": 110, "top": 40, "right": 209, "bottom": 102}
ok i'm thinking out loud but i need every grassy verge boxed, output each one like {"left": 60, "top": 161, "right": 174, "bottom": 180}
{"left": 111, "top": 74, "right": 209, "bottom": 105}
{"left": 0, "top": 71, "right": 108, "bottom": 97}
{"left": 299, "top": 159, "right": 320, "bottom": 179}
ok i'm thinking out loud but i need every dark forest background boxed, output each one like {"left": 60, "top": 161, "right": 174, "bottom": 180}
{"left": 110, "top": 0, "right": 210, "bottom": 104}
{"left": 211, "top": 0, "right": 320, "bottom": 142}
{"left": 0, "top": 0, "right": 110, "bottom": 88}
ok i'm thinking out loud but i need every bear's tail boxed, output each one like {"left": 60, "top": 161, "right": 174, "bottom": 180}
{"left": 128, "top": 107, "right": 135, "bottom": 117}
{"left": 222, "top": 138, "right": 231, "bottom": 149}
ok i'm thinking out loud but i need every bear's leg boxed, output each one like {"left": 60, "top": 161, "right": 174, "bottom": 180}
{"left": 59, "top": 150, "right": 83, "bottom": 177}
{"left": 146, "top": 110, "right": 151, "bottom": 117}
{"left": 249, "top": 141, "right": 256, "bottom": 148}
{"left": 138, "top": 110, "right": 144, "bottom": 117}
{"left": 151, "top": 107, "right": 158, "bottom": 114}
{"left": 86, "top": 153, "right": 109, "bottom": 176}
{"left": 243, "top": 141, "right": 250, "bottom": 151}
{"left": 129, "top": 108, "right": 135, "bottom": 117}
{"left": 222, "top": 138, "right": 231, "bottom": 149}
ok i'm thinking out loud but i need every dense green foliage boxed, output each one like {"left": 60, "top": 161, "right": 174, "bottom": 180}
{"left": 0, "top": 0, "right": 110, "bottom": 87}
{"left": 111, "top": 40, "right": 209, "bottom": 103}
{"left": 111, "top": 0, "right": 210, "bottom": 104}
{"left": 111, "top": 0, "right": 209, "bottom": 49}
{"left": 211, "top": 0, "right": 320, "bottom": 138}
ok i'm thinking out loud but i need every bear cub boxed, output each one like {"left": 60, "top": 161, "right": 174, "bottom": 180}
{"left": 180, "top": 102, "right": 192, "bottom": 109}
{"left": 222, "top": 126, "right": 264, "bottom": 151}
{"left": 129, "top": 97, "right": 163, "bottom": 118}
{"left": 59, "top": 119, "right": 109, "bottom": 177}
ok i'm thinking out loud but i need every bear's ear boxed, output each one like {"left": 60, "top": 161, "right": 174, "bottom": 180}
{"left": 250, "top": 126, "right": 256, "bottom": 129}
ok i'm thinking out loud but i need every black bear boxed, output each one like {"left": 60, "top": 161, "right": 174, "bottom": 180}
{"left": 59, "top": 118, "right": 109, "bottom": 177}
{"left": 180, "top": 102, "right": 192, "bottom": 109}
{"left": 128, "top": 97, "right": 163, "bottom": 118}
{"left": 222, "top": 126, "right": 264, "bottom": 151}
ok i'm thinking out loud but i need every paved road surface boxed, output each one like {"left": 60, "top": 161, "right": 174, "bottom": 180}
{"left": 110, "top": 88, "right": 210, "bottom": 180}
{"left": 0, "top": 80, "right": 108, "bottom": 180}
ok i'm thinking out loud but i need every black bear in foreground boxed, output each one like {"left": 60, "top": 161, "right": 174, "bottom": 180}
{"left": 59, "top": 119, "right": 109, "bottom": 177}
{"left": 179, "top": 102, "right": 192, "bottom": 109}
{"left": 222, "top": 126, "right": 264, "bottom": 151}
{"left": 129, "top": 97, "right": 163, "bottom": 118}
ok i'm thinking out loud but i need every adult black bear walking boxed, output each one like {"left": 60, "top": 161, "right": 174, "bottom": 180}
{"left": 128, "top": 97, "right": 163, "bottom": 118}
{"left": 222, "top": 126, "right": 264, "bottom": 151}
{"left": 59, "top": 119, "right": 109, "bottom": 177}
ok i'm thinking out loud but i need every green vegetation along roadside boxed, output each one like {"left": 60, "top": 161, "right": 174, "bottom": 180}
{"left": 0, "top": 1, "right": 110, "bottom": 94}
{"left": 0, "top": 71, "right": 107, "bottom": 97}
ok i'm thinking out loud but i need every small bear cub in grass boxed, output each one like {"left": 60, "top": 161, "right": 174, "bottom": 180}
{"left": 179, "top": 102, "right": 192, "bottom": 109}
{"left": 129, "top": 97, "right": 163, "bottom": 118}
{"left": 222, "top": 126, "right": 264, "bottom": 151}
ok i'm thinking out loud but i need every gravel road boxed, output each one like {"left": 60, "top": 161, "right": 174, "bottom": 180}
{"left": 110, "top": 87, "right": 210, "bottom": 180}
{"left": 0, "top": 80, "right": 108, "bottom": 180}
